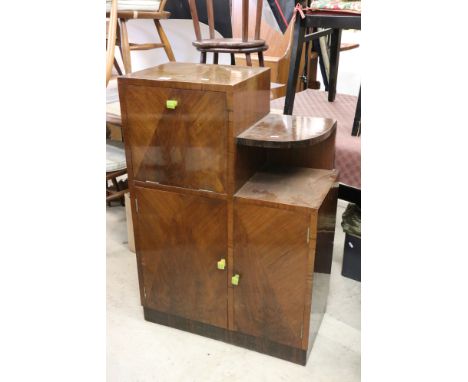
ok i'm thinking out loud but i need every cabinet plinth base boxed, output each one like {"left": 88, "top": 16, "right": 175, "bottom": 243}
{"left": 143, "top": 307, "right": 307, "bottom": 365}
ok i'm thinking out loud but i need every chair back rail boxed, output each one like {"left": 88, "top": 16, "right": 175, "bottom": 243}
{"left": 242, "top": 0, "right": 249, "bottom": 41}
{"left": 207, "top": 0, "right": 215, "bottom": 38}
{"left": 232, "top": 0, "right": 292, "bottom": 58}
{"left": 188, "top": 0, "right": 263, "bottom": 42}
{"left": 188, "top": 0, "right": 203, "bottom": 40}
{"left": 254, "top": 0, "right": 262, "bottom": 40}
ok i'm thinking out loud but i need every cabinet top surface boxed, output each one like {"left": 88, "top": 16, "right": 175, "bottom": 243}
{"left": 235, "top": 167, "right": 338, "bottom": 210}
{"left": 119, "top": 62, "right": 269, "bottom": 90}
{"left": 237, "top": 113, "right": 336, "bottom": 148}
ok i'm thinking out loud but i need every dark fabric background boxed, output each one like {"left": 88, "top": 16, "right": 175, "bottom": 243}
{"left": 165, "top": 0, "right": 233, "bottom": 37}
{"left": 266, "top": 0, "right": 297, "bottom": 33}
{"left": 165, "top": 0, "right": 297, "bottom": 36}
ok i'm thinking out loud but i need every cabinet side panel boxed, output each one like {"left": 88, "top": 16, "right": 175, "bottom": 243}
{"left": 227, "top": 69, "right": 270, "bottom": 194}
{"left": 314, "top": 184, "right": 338, "bottom": 274}
{"left": 307, "top": 184, "right": 339, "bottom": 356}
{"left": 228, "top": 69, "right": 270, "bottom": 136}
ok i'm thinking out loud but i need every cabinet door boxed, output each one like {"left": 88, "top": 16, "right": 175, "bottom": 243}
{"left": 123, "top": 85, "right": 227, "bottom": 193}
{"left": 135, "top": 186, "right": 228, "bottom": 329}
{"left": 233, "top": 202, "right": 310, "bottom": 348}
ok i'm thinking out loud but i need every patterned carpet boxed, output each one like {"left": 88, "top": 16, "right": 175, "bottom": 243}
{"left": 271, "top": 90, "right": 361, "bottom": 189}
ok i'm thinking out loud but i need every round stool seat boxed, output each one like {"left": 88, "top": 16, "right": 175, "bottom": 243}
{"left": 106, "top": 141, "right": 127, "bottom": 172}
{"left": 193, "top": 38, "right": 266, "bottom": 50}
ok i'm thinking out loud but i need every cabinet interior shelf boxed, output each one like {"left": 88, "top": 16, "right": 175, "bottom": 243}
{"left": 236, "top": 113, "right": 337, "bottom": 149}
{"left": 235, "top": 166, "right": 338, "bottom": 210}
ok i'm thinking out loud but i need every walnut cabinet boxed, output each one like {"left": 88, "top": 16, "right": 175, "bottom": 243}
{"left": 119, "top": 63, "right": 338, "bottom": 365}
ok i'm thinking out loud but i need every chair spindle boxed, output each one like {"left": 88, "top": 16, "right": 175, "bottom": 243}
{"left": 206, "top": 0, "right": 215, "bottom": 39}
{"left": 189, "top": 0, "right": 202, "bottom": 40}
{"left": 242, "top": 0, "right": 249, "bottom": 42}
{"left": 255, "top": 0, "right": 263, "bottom": 40}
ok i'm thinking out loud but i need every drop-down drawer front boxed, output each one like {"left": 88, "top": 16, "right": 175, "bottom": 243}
{"left": 123, "top": 85, "right": 228, "bottom": 193}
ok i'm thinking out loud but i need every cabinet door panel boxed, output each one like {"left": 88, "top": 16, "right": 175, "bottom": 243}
{"left": 124, "top": 86, "right": 227, "bottom": 193}
{"left": 135, "top": 186, "right": 228, "bottom": 329}
{"left": 233, "top": 202, "right": 309, "bottom": 348}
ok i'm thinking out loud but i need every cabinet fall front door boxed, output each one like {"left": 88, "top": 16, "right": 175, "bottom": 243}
{"left": 134, "top": 186, "right": 228, "bottom": 329}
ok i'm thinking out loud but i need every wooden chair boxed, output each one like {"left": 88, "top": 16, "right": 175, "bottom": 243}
{"left": 233, "top": 3, "right": 295, "bottom": 98}
{"left": 106, "top": 0, "right": 118, "bottom": 85}
{"left": 106, "top": 0, "right": 128, "bottom": 205}
{"left": 106, "top": 0, "right": 175, "bottom": 74}
{"left": 106, "top": 141, "right": 128, "bottom": 206}
{"left": 188, "top": 0, "right": 268, "bottom": 66}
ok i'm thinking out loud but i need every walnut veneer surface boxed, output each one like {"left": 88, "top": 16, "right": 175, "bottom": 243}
{"left": 118, "top": 62, "right": 338, "bottom": 365}
{"left": 237, "top": 113, "right": 336, "bottom": 148}
{"left": 122, "top": 62, "right": 269, "bottom": 91}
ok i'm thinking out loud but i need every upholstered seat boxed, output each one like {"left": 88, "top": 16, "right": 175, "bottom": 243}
{"left": 106, "top": 141, "right": 127, "bottom": 173}
{"left": 193, "top": 38, "right": 267, "bottom": 50}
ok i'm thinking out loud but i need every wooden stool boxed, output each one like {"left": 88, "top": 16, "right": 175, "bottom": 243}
{"left": 106, "top": 1, "right": 175, "bottom": 74}
{"left": 188, "top": 0, "right": 268, "bottom": 66}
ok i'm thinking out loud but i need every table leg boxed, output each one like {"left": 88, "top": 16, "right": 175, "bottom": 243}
{"left": 328, "top": 28, "right": 342, "bottom": 102}
{"left": 284, "top": 15, "right": 306, "bottom": 115}
{"left": 352, "top": 87, "right": 361, "bottom": 136}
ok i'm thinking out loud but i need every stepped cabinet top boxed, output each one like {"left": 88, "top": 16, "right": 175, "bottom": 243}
{"left": 237, "top": 113, "right": 336, "bottom": 149}
{"left": 118, "top": 62, "right": 270, "bottom": 91}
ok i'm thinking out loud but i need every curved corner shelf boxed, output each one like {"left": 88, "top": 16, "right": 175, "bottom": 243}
{"left": 236, "top": 113, "right": 336, "bottom": 149}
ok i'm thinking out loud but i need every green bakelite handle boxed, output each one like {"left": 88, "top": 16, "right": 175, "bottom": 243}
{"left": 166, "top": 100, "right": 178, "bottom": 109}
{"left": 217, "top": 259, "right": 226, "bottom": 270}
{"left": 232, "top": 274, "right": 240, "bottom": 286}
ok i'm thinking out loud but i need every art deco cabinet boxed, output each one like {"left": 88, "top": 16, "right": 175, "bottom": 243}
{"left": 118, "top": 63, "right": 338, "bottom": 365}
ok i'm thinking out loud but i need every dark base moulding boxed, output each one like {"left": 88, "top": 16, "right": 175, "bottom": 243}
{"left": 143, "top": 307, "right": 308, "bottom": 365}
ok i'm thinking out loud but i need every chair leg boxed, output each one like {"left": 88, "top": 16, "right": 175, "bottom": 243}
{"left": 112, "top": 176, "right": 120, "bottom": 192}
{"left": 313, "top": 38, "right": 329, "bottom": 91}
{"left": 245, "top": 53, "right": 252, "bottom": 66}
{"left": 154, "top": 19, "right": 175, "bottom": 62}
{"left": 119, "top": 19, "right": 132, "bottom": 74}
{"left": 328, "top": 28, "right": 342, "bottom": 102}
{"left": 230, "top": 53, "right": 236, "bottom": 65}
{"left": 352, "top": 87, "right": 361, "bottom": 136}
{"left": 258, "top": 51, "right": 264, "bottom": 67}
{"left": 200, "top": 52, "right": 207, "bottom": 63}
{"left": 213, "top": 53, "right": 219, "bottom": 64}
{"left": 284, "top": 14, "right": 306, "bottom": 115}
{"left": 113, "top": 57, "right": 123, "bottom": 75}
{"left": 106, "top": 180, "right": 111, "bottom": 206}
